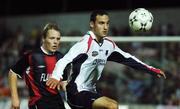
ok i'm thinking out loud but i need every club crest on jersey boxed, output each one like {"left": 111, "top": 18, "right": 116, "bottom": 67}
{"left": 92, "top": 51, "right": 98, "bottom": 57}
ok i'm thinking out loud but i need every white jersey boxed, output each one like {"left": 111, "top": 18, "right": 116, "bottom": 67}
{"left": 52, "top": 31, "right": 161, "bottom": 92}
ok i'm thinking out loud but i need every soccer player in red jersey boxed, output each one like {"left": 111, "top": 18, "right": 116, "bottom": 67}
{"left": 9, "top": 23, "right": 67, "bottom": 109}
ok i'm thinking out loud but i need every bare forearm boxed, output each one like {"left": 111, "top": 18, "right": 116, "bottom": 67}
{"left": 8, "top": 70, "right": 19, "bottom": 100}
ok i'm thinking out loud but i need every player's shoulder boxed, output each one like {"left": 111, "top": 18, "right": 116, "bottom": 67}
{"left": 104, "top": 36, "right": 114, "bottom": 42}
{"left": 31, "top": 48, "right": 42, "bottom": 54}
{"left": 25, "top": 48, "right": 44, "bottom": 56}
{"left": 104, "top": 37, "right": 116, "bottom": 48}
{"left": 19, "top": 49, "right": 33, "bottom": 60}
{"left": 55, "top": 51, "right": 64, "bottom": 58}
{"left": 74, "top": 34, "right": 91, "bottom": 45}
{"left": 81, "top": 34, "right": 91, "bottom": 42}
{"left": 55, "top": 51, "right": 63, "bottom": 56}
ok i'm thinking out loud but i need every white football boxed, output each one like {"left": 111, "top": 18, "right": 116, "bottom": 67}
{"left": 129, "top": 8, "right": 153, "bottom": 31}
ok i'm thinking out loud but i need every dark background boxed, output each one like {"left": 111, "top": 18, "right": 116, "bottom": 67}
{"left": 0, "top": 0, "right": 180, "bottom": 17}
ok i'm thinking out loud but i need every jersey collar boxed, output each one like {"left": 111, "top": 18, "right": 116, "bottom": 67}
{"left": 40, "top": 46, "right": 55, "bottom": 55}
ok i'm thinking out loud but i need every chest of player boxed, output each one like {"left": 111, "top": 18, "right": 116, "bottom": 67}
{"left": 30, "top": 54, "right": 57, "bottom": 74}
{"left": 87, "top": 41, "right": 113, "bottom": 65}
{"left": 29, "top": 54, "right": 58, "bottom": 82}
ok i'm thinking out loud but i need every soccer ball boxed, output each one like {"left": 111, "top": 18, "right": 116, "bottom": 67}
{"left": 129, "top": 8, "right": 153, "bottom": 31}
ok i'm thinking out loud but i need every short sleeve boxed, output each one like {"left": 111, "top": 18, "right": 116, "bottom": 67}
{"left": 10, "top": 52, "right": 30, "bottom": 78}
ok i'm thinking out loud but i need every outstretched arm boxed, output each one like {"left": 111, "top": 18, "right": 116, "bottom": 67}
{"left": 8, "top": 70, "right": 20, "bottom": 109}
{"left": 108, "top": 45, "right": 166, "bottom": 79}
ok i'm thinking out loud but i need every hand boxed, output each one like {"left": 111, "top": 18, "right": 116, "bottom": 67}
{"left": 157, "top": 70, "right": 166, "bottom": 79}
{"left": 46, "top": 78, "right": 59, "bottom": 89}
{"left": 11, "top": 98, "right": 20, "bottom": 109}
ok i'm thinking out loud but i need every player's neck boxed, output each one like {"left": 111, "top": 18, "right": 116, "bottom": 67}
{"left": 41, "top": 46, "right": 54, "bottom": 55}
{"left": 96, "top": 36, "right": 103, "bottom": 43}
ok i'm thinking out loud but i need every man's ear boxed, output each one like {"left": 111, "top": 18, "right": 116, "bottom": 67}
{"left": 90, "top": 21, "right": 94, "bottom": 29}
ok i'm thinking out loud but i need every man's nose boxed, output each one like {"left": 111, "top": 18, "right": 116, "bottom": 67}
{"left": 54, "top": 39, "right": 58, "bottom": 44}
{"left": 104, "top": 24, "right": 108, "bottom": 30}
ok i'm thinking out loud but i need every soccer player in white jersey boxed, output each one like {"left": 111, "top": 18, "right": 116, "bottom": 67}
{"left": 46, "top": 10, "right": 166, "bottom": 109}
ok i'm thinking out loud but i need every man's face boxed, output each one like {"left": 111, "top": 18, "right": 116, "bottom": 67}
{"left": 91, "top": 15, "right": 110, "bottom": 39}
{"left": 43, "top": 29, "right": 61, "bottom": 53}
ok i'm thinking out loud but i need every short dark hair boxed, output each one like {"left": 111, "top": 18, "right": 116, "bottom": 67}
{"left": 42, "top": 23, "right": 60, "bottom": 38}
{"left": 90, "top": 10, "right": 109, "bottom": 22}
